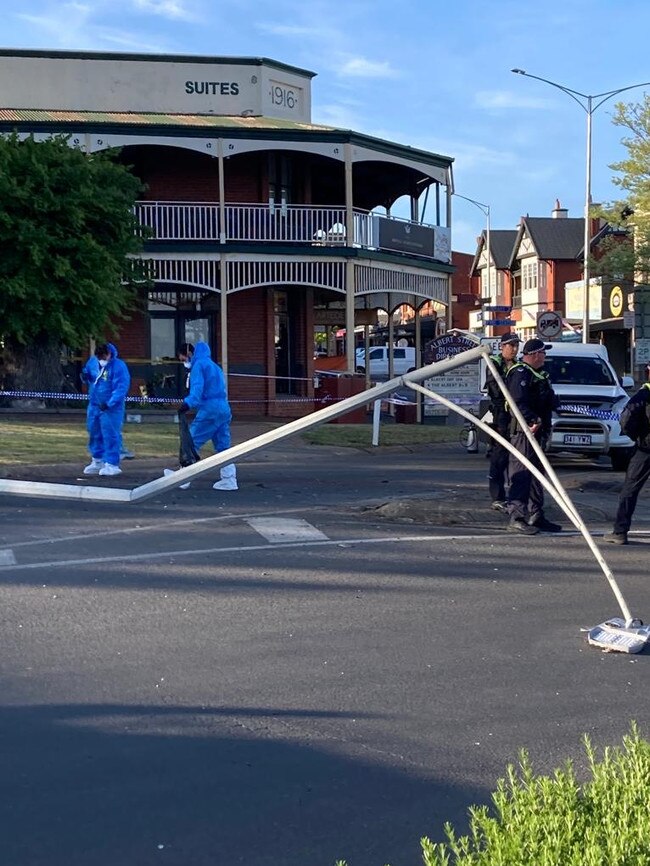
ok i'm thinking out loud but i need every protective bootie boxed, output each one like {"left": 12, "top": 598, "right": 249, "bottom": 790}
{"left": 98, "top": 463, "right": 122, "bottom": 476}
{"left": 213, "top": 464, "right": 238, "bottom": 491}
{"left": 83, "top": 458, "right": 104, "bottom": 475}
{"left": 163, "top": 468, "right": 191, "bottom": 490}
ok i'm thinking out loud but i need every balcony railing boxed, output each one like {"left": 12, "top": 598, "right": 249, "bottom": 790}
{"left": 133, "top": 201, "right": 449, "bottom": 262}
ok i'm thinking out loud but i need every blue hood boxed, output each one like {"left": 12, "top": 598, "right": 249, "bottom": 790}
{"left": 191, "top": 341, "right": 212, "bottom": 364}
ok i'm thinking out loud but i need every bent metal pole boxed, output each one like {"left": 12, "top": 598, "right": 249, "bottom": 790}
{"left": 0, "top": 345, "right": 492, "bottom": 504}
{"left": 407, "top": 357, "right": 634, "bottom": 627}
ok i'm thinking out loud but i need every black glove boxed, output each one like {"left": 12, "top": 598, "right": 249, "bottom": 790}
{"left": 99, "top": 402, "right": 109, "bottom": 411}
{"left": 178, "top": 402, "right": 190, "bottom": 415}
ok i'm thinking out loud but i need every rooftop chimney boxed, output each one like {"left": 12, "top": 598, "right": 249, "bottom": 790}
{"left": 552, "top": 198, "right": 568, "bottom": 218}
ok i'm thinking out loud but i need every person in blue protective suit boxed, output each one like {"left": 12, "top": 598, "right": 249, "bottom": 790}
{"left": 83, "top": 342, "right": 131, "bottom": 477}
{"left": 81, "top": 353, "right": 134, "bottom": 460}
{"left": 177, "top": 341, "right": 237, "bottom": 491}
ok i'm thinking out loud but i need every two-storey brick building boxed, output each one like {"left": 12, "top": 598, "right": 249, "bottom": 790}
{"left": 0, "top": 49, "right": 455, "bottom": 415}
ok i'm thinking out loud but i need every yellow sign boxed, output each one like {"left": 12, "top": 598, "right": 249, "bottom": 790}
{"left": 609, "top": 285, "right": 623, "bottom": 318}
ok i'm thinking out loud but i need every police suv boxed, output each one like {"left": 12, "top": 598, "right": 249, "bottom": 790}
{"left": 542, "top": 343, "right": 634, "bottom": 471}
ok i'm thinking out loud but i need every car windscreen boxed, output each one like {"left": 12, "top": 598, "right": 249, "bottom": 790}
{"left": 544, "top": 355, "right": 616, "bottom": 386}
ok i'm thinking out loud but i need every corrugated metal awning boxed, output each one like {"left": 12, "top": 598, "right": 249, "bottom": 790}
{"left": 0, "top": 108, "right": 335, "bottom": 132}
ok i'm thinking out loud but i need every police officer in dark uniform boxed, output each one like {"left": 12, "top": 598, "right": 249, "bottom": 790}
{"left": 505, "top": 338, "right": 561, "bottom": 535}
{"left": 603, "top": 363, "right": 650, "bottom": 544}
{"left": 485, "top": 333, "right": 520, "bottom": 511}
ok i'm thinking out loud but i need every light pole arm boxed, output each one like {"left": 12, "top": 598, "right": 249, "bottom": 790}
{"left": 592, "top": 82, "right": 650, "bottom": 112}
{"left": 511, "top": 68, "right": 588, "bottom": 111}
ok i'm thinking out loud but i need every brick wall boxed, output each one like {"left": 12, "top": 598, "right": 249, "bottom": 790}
{"left": 124, "top": 145, "right": 219, "bottom": 201}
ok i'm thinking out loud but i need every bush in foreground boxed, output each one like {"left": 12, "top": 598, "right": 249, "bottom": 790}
{"left": 338, "top": 724, "right": 650, "bottom": 866}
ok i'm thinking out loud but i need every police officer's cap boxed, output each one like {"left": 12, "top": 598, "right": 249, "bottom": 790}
{"left": 499, "top": 333, "right": 520, "bottom": 346}
{"left": 522, "top": 338, "right": 552, "bottom": 354}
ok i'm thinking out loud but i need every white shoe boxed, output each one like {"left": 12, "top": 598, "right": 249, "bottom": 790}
{"left": 98, "top": 463, "right": 122, "bottom": 477}
{"left": 212, "top": 477, "right": 238, "bottom": 491}
{"left": 83, "top": 459, "right": 104, "bottom": 475}
{"left": 164, "top": 468, "right": 190, "bottom": 489}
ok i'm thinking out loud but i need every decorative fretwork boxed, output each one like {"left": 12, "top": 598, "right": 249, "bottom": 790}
{"left": 140, "top": 257, "right": 221, "bottom": 291}
{"left": 227, "top": 259, "right": 345, "bottom": 294}
{"left": 354, "top": 264, "right": 449, "bottom": 305}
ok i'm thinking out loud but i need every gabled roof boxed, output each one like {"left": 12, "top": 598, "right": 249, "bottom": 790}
{"left": 511, "top": 217, "right": 584, "bottom": 265}
{"left": 470, "top": 229, "right": 517, "bottom": 275}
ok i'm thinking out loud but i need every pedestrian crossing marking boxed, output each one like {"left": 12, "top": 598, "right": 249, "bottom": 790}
{"left": 0, "top": 549, "right": 17, "bottom": 566}
{"left": 245, "top": 517, "right": 329, "bottom": 543}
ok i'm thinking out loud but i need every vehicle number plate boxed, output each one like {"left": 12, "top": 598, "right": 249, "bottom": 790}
{"left": 563, "top": 434, "right": 592, "bottom": 445}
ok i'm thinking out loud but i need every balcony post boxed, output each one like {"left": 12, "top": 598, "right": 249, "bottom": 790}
{"left": 445, "top": 186, "right": 453, "bottom": 331}
{"left": 344, "top": 143, "right": 355, "bottom": 372}
{"left": 217, "top": 138, "right": 226, "bottom": 244}
{"left": 415, "top": 305, "right": 422, "bottom": 422}
{"left": 220, "top": 258, "right": 229, "bottom": 378}
{"left": 345, "top": 260, "right": 356, "bottom": 373}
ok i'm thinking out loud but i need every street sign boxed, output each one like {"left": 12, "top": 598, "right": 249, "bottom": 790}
{"left": 635, "top": 338, "right": 650, "bottom": 364}
{"left": 623, "top": 311, "right": 635, "bottom": 329}
{"left": 483, "top": 305, "right": 512, "bottom": 313}
{"left": 484, "top": 319, "right": 516, "bottom": 326}
{"left": 537, "top": 310, "right": 563, "bottom": 339}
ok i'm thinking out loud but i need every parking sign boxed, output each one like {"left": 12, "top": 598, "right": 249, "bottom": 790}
{"left": 537, "top": 310, "right": 563, "bottom": 339}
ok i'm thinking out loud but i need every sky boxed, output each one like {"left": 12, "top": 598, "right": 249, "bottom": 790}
{"left": 3, "top": 0, "right": 650, "bottom": 253}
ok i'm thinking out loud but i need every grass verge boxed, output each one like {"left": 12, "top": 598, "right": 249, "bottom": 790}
{"left": 302, "top": 424, "right": 459, "bottom": 447}
{"left": 0, "top": 418, "right": 460, "bottom": 464}
{"left": 0, "top": 420, "right": 180, "bottom": 465}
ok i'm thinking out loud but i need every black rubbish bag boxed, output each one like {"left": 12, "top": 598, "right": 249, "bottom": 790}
{"left": 179, "top": 412, "right": 200, "bottom": 467}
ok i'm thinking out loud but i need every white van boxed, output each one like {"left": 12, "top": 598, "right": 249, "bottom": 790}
{"left": 543, "top": 342, "right": 635, "bottom": 470}
{"left": 480, "top": 341, "right": 634, "bottom": 469}
{"left": 355, "top": 346, "right": 417, "bottom": 378}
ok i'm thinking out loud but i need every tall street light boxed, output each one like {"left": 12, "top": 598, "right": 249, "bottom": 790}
{"left": 454, "top": 192, "right": 492, "bottom": 331}
{"left": 511, "top": 69, "right": 650, "bottom": 343}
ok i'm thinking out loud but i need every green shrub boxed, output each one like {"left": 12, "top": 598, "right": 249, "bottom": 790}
{"left": 337, "top": 724, "right": 650, "bottom": 866}
{"left": 421, "top": 723, "right": 650, "bottom": 866}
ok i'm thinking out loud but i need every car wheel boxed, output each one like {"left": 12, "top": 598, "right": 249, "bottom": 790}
{"left": 356, "top": 366, "right": 366, "bottom": 375}
{"left": 610, "top": 448, "right": 634, "bottom": 472}
{"left": 406, "top": 367, "right": 415, "bottom": 373}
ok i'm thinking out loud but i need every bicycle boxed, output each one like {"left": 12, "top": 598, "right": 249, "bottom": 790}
{"left": 459, "top": 417, "right": 479, "bottom": 452}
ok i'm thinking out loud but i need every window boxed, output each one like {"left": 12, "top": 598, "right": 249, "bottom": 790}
{"left": 544, "top": 356, "right": 616, "bottom": 386}
{"left": 522, "top": 260, "right": 538, "bottom": 292}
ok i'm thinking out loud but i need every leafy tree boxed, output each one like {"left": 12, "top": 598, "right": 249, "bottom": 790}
{"left": 593, "top": 94, "right": 650, "bottom": 281}
{"left": 0, "top": 133, "right": 145, "bottom": 392}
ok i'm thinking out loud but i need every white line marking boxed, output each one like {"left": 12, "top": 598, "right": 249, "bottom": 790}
{"left": 245, "top": 517, "right": 329, "bottom": 543}
{"left": 0, "top": 549, "right": 16, "bottom": 566}
{"left": 0, "top": 533, "right": 494, "bottom": 573}
{"left": 0, "top": 501, "right": 371, "bottom": 552}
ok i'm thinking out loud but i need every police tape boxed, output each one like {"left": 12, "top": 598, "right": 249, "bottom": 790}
{"left": 558, "top": 404, "right": 621, "bottom": 421}
{"left": 0, "top": 389, "right": 329, "bottom": 407}
{"left": 0, "top": 390, "right": 626, "bottom": 419}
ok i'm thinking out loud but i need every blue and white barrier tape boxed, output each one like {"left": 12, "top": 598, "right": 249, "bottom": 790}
{"left": 0, "top": 390, "right": 625, "bottom": 419}
{"left": 558, "top": 403, "right": 621, "bottom": 421}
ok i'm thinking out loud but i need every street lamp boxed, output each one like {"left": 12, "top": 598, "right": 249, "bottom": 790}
{"left": 453, "top": 192, "right": 492, "bottom": 330}
{"left": 511, "top": 68, "right": 650, "bottom": 343}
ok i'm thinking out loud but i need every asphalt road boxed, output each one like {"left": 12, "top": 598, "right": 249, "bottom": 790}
{"left": 1, "top": 436, "right": 649, "bottom": 866}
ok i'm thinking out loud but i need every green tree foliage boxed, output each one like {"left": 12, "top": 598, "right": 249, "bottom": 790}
{"left": 594, "top": 95, "right": 650, "bottom": 281}
{"left": 0, "top": 133, "right": 145, "bottom": 390}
